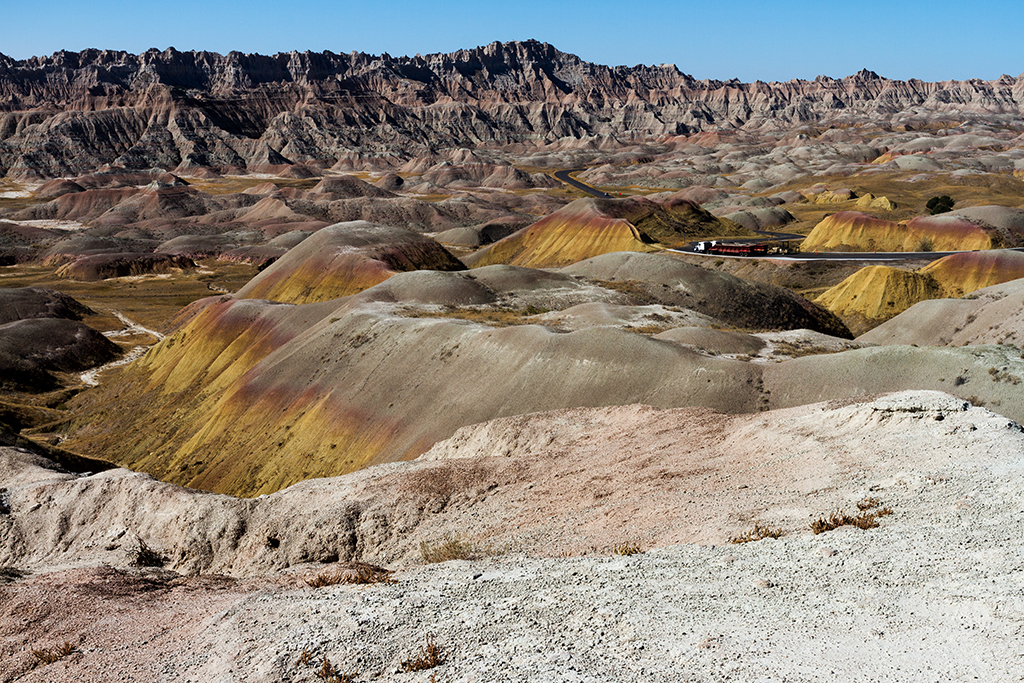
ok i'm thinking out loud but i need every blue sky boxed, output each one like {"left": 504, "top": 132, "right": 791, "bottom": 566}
{"left": 2, "top": 0, "right": 1022, "bottom": 82}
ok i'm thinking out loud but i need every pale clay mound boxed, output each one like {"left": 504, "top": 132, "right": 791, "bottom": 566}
{"left": 2, "top": 391, "right": 1024, "bottom": 681}
{"left": 860, "top": 276, "right": 1024, "bottom": 348}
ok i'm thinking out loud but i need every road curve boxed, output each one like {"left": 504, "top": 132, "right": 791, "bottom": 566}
{"left": 553, "top": 168, "right": 611, "bottom": 198}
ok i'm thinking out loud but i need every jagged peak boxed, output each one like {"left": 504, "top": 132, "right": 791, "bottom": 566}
{"left": 848, "top": 68, "right": 884, "bottom": 81}
{"left": 0, "top": 46, "right": 1009, "bottom": 94}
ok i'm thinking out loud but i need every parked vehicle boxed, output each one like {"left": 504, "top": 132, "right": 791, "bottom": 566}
{"left": 694, "top": 241, "right": 773, "bottom": 256}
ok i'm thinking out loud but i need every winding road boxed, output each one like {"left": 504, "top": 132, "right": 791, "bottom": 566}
{"left": 552, "top": 168, "right": 611, "bottom": 198}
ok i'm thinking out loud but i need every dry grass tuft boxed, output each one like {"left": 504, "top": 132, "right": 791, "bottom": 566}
{"left": 307, "top": 561, "right": 394, "bottom": 588}
{"left": 625, "top": 324, "right": 674, "bottom": 335}
{"left": 589, "top": 279, "right": 663, "bottom": 305}
{"left": 420, "top": 533, "right": 501, "bottom": 563}
{"left": 613, "top": 541, "right": 643, "bottom": 556}
{"left": 400, "top": 305, "right": 547, "bottom": 328}
{"left": 811, "top": 499, "right": 893, "bottom": 534}
{"left": 401, "top": 633, "right": 445, "bottom": 673}
{"left": 314, "top": 655, "right": 358, "bottom": 682}
{"left": 771, "top": 341, "right": 844, "bottom": 358}
{"left": 730, "top": 523, "right": 784, "bottom": 544}
{"left": 31, "top": 641, "right": 77, "bottom": 665}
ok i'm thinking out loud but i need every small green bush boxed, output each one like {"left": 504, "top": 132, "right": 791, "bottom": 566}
{"left": 926, "top": 195, "right": 954, "bottom": 214}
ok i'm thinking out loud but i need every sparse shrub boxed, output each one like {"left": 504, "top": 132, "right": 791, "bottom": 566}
{"left": 915, "top": 236, "right": 935, "bottom": 252}
{"left": 987, "top": 367, "right": 1022, "bottom": 385}
{"left": 730, "top": 523, "right": 784, "bottom": 544}
{"left": 613, "top": 541, "right": 643, "bottom": 556}
{"left": 811, "top": 500, "right": 892, "bottom": 534}
{"left": 401, "top": 633, "right": 444, "bottom": 673}
{"left": 296, "top": 649, "right": 314, "bottom": 666}
{"left": 856, "top": 497, "right": 882, "bottom": 511}
{"left": 626, "top": 324, "right": 672, "bottom": 335}
{"left": 128, "top": 539, "right": 166, "bottom": 567}
{"left": 772, "top": 341, "right": 842, "bottom": 359}
{"left": 307, "top": 561, "right": 393, "bottom": 588}
{"left": 31, "top": 641, "right": 77, "bottom": 665}
{"left": 420, "top": 533, "right": 498, "bottom": 563}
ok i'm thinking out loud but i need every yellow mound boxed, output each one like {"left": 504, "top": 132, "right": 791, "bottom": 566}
{"left": 467, "top": 202, "right": 654, "bottom": 269}
{"left": 236, "top": 222, "right": 465, "bottom": 304}
{"left": 855, "top": 193, "right": 896, "bottom": 211}
{"left": 806, "top": 189, "right": 855, "bottom": 204}
{"left": 919, "top": 250, "right": 1024, "bottom": 298}
{"left": 816, "top": 250, "right": 1024, "bottom": 335}
{"left": 802, "top": 211, "right": 993, "bottom": 252}
{"left": 65, "top": 296, "right": 763, "bottom": 496}
{"left": 465, "top": 197, "right": 750, "bottom": 269}
{"left": 815, "top": 266, "right": 942, "bottom": 335}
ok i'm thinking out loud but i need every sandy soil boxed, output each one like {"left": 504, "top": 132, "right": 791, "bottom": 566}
{"left": 2, "top": 390, "right": 1023, "bottom": 681}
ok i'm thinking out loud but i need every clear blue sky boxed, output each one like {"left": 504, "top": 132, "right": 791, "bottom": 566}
{"left": 2, "top": 0, "right": 1022, "bottom": 83}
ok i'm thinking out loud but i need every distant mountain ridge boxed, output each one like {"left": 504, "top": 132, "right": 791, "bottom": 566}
{"left": 2, "top": 40, "right": 1023, "bottom": 178}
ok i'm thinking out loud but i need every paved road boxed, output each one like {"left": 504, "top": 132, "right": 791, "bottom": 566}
{"left": 550, "top": 170, "right": 1024, "bottom": 264}
{"left": 672, "top": 246, "right": 1024, "bottom": 262}
{"left": 672, "top": 246, "right": 953, "bottom": 262}
{"left": 553, "top": 168, "right": 611, "bottom": 198}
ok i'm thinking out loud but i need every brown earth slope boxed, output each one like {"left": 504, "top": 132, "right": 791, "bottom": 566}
{"left": 560, "top": 252, "right": 851, "bottom": 338}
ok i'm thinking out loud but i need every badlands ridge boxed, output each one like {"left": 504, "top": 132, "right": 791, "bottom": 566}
{"left": 1, "top": 41, "right": 1023, "bottom": 681}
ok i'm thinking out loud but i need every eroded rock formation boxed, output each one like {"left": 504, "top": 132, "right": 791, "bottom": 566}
{"left": 3, "top": 41, "right": 1024, "bottom": 178}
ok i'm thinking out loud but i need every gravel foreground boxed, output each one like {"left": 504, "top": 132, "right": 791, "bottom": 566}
{"left": 3, "top": 392, "right": 1024, "bottom": 682}
{"left": 156, "top": 466, "right": 1024, "bottom": 683}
